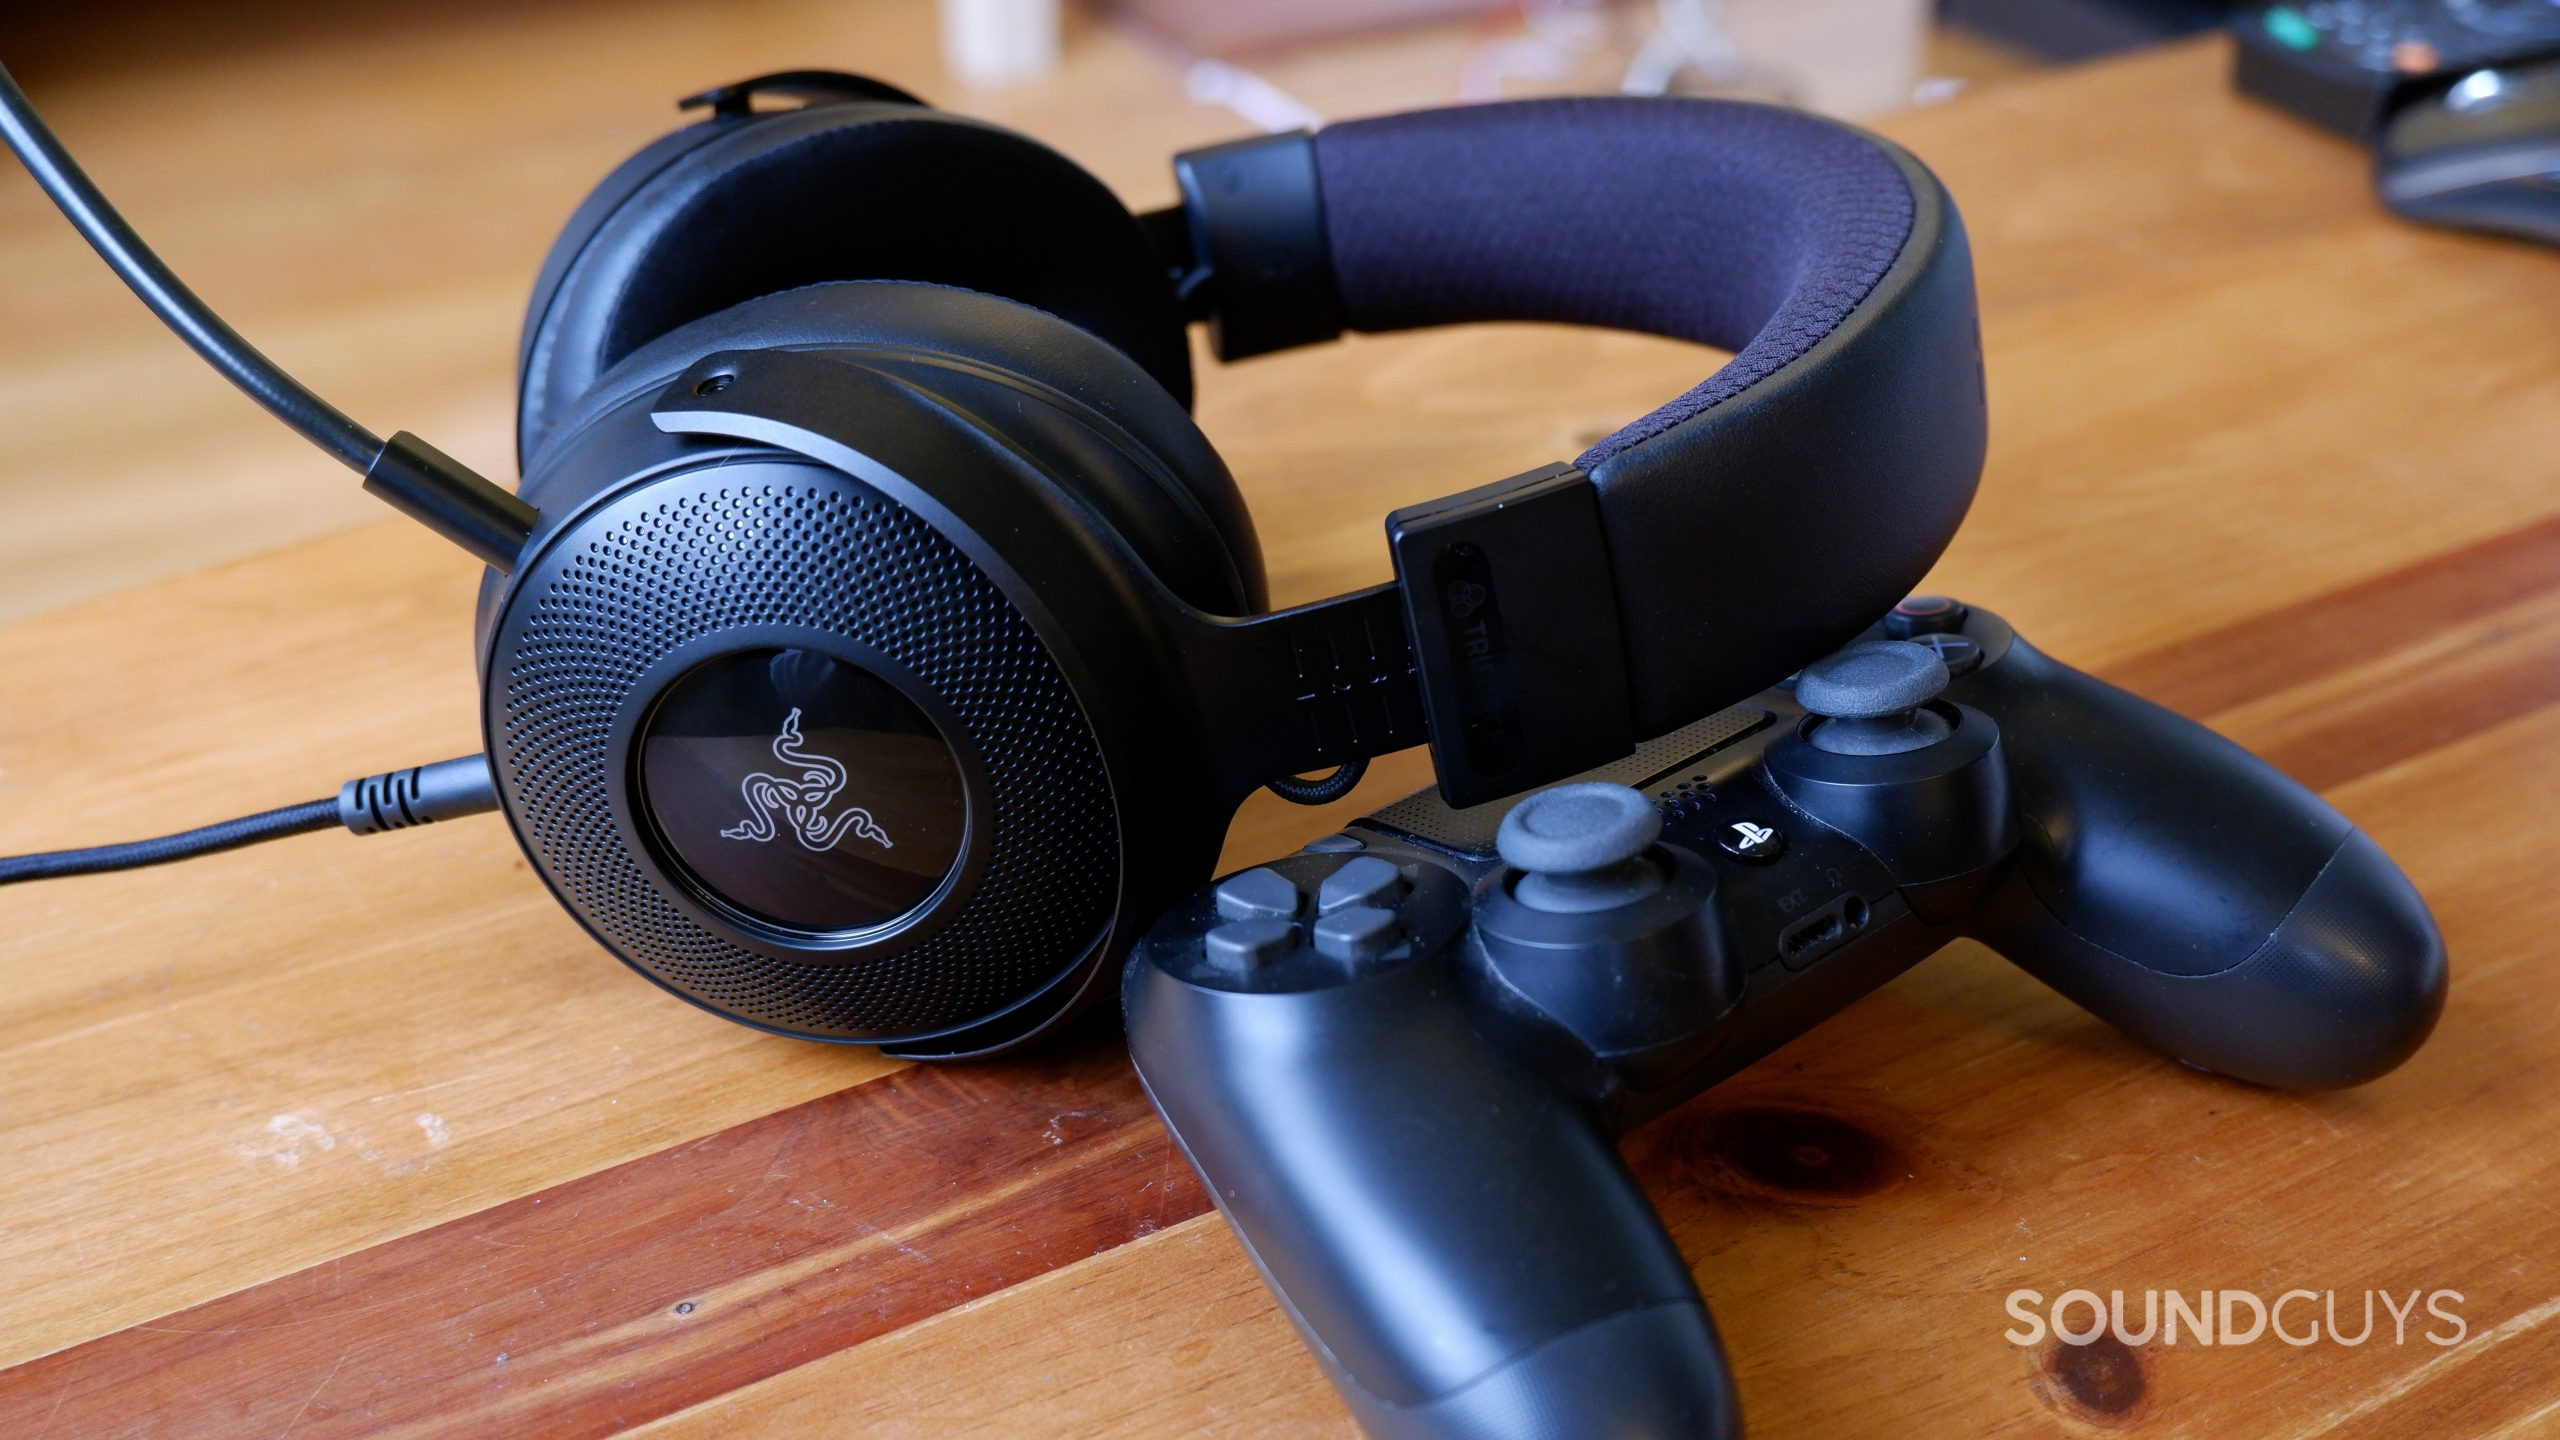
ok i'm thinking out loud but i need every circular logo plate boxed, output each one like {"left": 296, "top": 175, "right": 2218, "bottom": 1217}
{"left": 638, "top": 647, "right": 966, "bottom": 935}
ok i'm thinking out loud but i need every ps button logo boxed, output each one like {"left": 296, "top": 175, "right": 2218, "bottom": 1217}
{"left": 1718, "top": 819, "right": 1786, "bottom": 864}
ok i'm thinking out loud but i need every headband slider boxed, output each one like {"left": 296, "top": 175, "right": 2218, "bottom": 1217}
{"left": 675, "top": 71, "right": 926, "bottom": 120}
{"left": 1168, "top": 131, "right": 1344, "bottom": 362}
{"left": 1390, "top": 463, "right": 1633, "bottom": 808}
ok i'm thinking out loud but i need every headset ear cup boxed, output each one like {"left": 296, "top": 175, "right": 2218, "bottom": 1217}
{"left": 485, "top": 281, "right": 1253, "bottom": 1053}
{"left": 522, "top": 280, "right": 1265, "bottom": 617}
{"left": 518, "top": 99, "right": 1193, "bottom": 468}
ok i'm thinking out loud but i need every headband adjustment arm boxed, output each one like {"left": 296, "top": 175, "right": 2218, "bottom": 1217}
{"left": 1170, "top": 584, "right": 1427, "bottom": 810}
{"left": 1164, "top": 131, "right": 1345, "bottom": 361}
{"left": 675, "top": 71, "right": 926, "bottom": 120}
{"left": 1389, "top": 463, "right": 1634, "bottom": 808}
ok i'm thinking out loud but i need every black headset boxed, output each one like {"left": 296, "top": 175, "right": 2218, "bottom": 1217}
{"left": 0, "top": 69, "right": 1985, "bottom": 1059}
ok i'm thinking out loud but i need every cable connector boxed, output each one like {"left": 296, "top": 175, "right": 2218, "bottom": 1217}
{"left": 0, "top": 66, "right": 539, "bottom": 572}
{"left": 336, "top": 755, "right": 500, "bottom": 835}
{"left": 362, "top": 434, "right": 537, "bottom": 572}
{"left": 0, "top": 754, "right": 502, "bottom": 887}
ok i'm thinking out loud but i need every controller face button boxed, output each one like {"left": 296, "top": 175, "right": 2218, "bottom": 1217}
{"left": 1301, "top": 833, "right": 1366, "bottom": 853}
{"left": 1204, "top": 917, "right": 1300, "bottom": 968}
{"left": 1884, "top": 594, "right": 1968, "bottom": 638}
{"left": 1311, "top": 905, "right": 1403, "bottom": 963}
{"left": 1715, "top": 818, "right": 1788, "bottom": 863}
{"left": 1215, "top": 866, "right": 1303, "bottom": 921}
{"left": 1317, "top": 855, "right": 1404, "bottom": 914}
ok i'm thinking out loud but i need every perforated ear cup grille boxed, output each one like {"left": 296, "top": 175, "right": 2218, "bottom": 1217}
{"left": 488, "top": 461, "right": 1119, "bottom": 1041}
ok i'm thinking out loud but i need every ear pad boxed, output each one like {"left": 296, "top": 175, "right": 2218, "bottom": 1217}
{"left": 518, "top": 100, "right": 1193, "bottom": 468}
{"left": 525, "top": 279, "right": 1264, "bottom": 615}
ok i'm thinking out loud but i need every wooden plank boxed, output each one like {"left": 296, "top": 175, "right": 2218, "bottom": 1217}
{"left": 2102, "top": 513, "right": 2560, "bottom": 791}
{"left": 0, "top": 1038, "right": 1196, "bottom": 1439}
{"left": 636, "top": 1217, "right": 1353, "bottom": 1439}
{"left": 2105, "top": 513, "right": 2560, "bottom": 721}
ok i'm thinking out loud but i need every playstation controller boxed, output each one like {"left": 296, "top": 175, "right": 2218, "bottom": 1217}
{"left": 1124, "top": 598, "right": 2446, "bottom": 1440}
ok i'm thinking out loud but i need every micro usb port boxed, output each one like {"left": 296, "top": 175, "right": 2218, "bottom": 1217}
{"left": 1778, "top": 894, "right": 1870, "bottom": 971}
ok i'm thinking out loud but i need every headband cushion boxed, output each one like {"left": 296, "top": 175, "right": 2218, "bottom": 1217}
{"left": 1309, "top": 96, "right": 1914, "bottom": 469}
{"left": 518, "top": 102, "right": 1193, "bottom": 465}
{"left": 1305, "top": 97, "right": 1984, "bottom": 738}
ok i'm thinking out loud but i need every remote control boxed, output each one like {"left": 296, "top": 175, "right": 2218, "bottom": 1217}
{"left": 2235, "top": 0, "right": 2560, "bottom": 137}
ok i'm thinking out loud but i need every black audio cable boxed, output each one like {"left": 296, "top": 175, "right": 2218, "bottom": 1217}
{"left": 0, "top": 757, "right": 499, "bottom": 887}
{"left": 0, "top": 63, "right": 536, "bottom": 569}
{"left": 0, "top": 75, "right": 525, "bottom": 884}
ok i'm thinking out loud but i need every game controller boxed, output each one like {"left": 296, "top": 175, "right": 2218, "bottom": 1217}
{"left": 1124, "top": 597, "right": 2447, "bottom": 1440}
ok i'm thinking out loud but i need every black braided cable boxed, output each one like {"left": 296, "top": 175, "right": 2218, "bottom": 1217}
{"left": 0, "top": 799, "right": 341, "bottom": 885}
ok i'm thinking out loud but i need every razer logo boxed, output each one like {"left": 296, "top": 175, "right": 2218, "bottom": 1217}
{"left": 720, "top": 709, "right": 893, "bottom": 852}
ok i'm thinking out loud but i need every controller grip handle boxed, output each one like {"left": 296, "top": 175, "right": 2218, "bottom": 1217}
{"left": 1126, "top": 950, "right": 1740, "bottom": 1440}
{"left": 1966, "top": 640, "right": 2446, "bottom": 1088}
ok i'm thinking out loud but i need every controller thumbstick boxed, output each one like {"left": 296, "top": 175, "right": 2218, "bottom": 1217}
{"left": 1795, "top": 641, "right": 1954, "bottom": 756}
{"left": 1496, "top": 783, "right": 1667, "bottom": 913}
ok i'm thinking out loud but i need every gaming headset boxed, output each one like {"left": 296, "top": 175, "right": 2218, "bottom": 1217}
{"left": 0, "top": 67, "right": 1985, "bottom": 1059}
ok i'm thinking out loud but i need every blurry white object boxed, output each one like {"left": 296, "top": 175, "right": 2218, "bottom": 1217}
{"left": 1719, "top": 0, "right": 1929, "bottom": 114}
{"left": 1457, "top": 0, "right": 1931, "bottom": 116}
{"left": 940, "top": 0, "right": 1062, "bottom": 87}
{"left": 1184, "top": 58, "right": 1325, "bottom": 132}
{"left": 1460, "top": 0, "right": 1611, "bottom": 101}
{"left": 1622, "top": 0, "right": 1747, "bottom": 96}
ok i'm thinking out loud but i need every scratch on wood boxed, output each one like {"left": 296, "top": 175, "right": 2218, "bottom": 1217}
{"left": 2285, "top": 1096, "right": 2349, "bottom": 1139}
{"left": 2482, "top": 1390, "right": 2560, "bottom": 1439}
{"left": 2299, "top": 1290, "right": 2560, "bottom": 1437}
{"left": 33, "top": 1377, "right": 70, "bottom": 1440}
{"left": 277, "top": 1346, "right": 350, "bottom": 1437}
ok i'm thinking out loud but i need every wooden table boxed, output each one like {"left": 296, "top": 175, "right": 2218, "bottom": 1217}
{"left": 3, "top": 15, "right": 2558, "bottom": 1437}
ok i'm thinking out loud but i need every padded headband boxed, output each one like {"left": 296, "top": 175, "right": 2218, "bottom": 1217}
{"left": 1312, "top": 98, "right": 1916, "bottom": 470}
{"left": 520, "top": 83, "right": 1983, "bottom": 808}
{"left": 1170, "top": 97, "right": 1986, "bottom": 799}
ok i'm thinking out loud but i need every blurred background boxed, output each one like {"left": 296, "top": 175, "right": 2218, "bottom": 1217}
{"left": 0, "top": 0, "right": 2239, "bottom": 624}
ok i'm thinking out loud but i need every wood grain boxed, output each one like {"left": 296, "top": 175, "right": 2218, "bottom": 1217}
{"left": 0, "top": 524, "right": 908, "bottom": 1372}
{"left": 0, "top": 1034, "right": 1201, "bottom": 1438}
{"left": 1, "top": 15, "right": 2557, "bottom": 1440}
{"left": 2107, "top": 512, "right": 2560, "bottom": 791}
